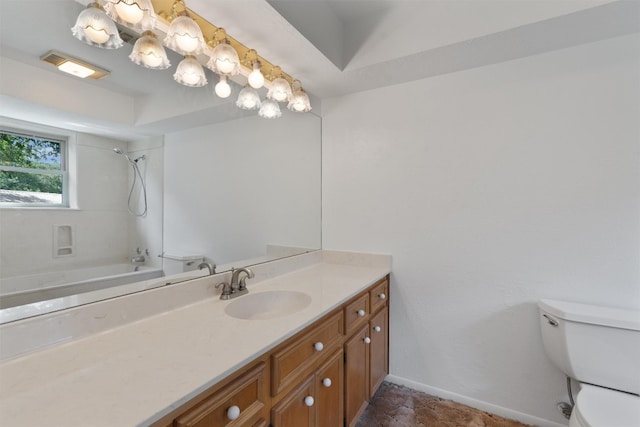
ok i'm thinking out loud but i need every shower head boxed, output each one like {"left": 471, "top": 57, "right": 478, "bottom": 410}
{"left": 113, "top": 147, "right": 133, "bottom": 163}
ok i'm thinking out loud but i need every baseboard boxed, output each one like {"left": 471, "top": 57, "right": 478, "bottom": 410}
{"left": 385, "top": 374, "right": 568, "bottom": 427}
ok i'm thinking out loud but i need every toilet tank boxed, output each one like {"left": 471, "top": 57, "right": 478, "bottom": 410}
{"left": 538, "top": 299, "right": 640, "bottom": 395}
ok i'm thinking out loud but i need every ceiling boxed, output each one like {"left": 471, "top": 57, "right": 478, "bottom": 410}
{"left": 0, "top": 0, "right": 638, "bottom": 138}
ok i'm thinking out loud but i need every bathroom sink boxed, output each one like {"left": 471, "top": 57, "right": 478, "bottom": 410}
{"left": 224, "top": 290, "right": 312, "bottom": 320}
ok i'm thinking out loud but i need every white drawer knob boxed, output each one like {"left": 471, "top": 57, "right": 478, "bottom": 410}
{"left": 322, "top": 378, "right": 332, "bottom": 388}
{"left": 314, "top": 342, "right": 324, "bottom": 351}
{"left": 357, "top": 309, "right": 366, "bottom": 317}
{"left": 364, "top": 337, "right": 371, "bottom": 344}
{"left": 304, "top": 396, "right": 315, "bottom": 407}
{"left": 379, "top": 293, "right": 386, "bottom": 300}
{"left": 374, "top": 326, "right": 382, "bottom": 333}
{"left": 227, "top": 405, "right": 240, "bottom": 420}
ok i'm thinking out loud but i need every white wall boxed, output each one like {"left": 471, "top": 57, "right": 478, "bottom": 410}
{"left": 163, "top": 112, "right": 321, "bottom": 268}
{"left": 322, "top": 33, "right": 640, "bottom": 426}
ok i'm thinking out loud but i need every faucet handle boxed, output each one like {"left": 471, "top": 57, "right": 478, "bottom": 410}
{"left": 215, "top": 281, "right": 232, "bottom": 297}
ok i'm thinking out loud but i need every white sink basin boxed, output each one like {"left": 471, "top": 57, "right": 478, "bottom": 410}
{"left": 224, "top": 290, "right": 312, "bottom": 320}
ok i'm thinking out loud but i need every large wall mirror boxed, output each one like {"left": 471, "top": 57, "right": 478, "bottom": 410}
{"left": 0, "top": 0, "right": 321, "bottom": 323}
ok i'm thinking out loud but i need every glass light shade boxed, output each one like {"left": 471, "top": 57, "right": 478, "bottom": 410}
{"left": 287, "top": 89, "right": 312, "bottom": 112}
{"left": 105, "top": 0, "right": 156, "bottom": 30}
{"left": 207, "top": 42, "right": 240, "bottom": 76}
{"left": 214, "top": 75, "right": 231, "bottom": 98}
{"left": 164, "top": 15, "right": 205, "bottom": 55}
{"left": 71, "top": 2, "right": 123, "bottom": 49}
{"left": 129, "top": 31, "right": 170, "bottom": 69}
{"left": 236, "top": 86, "right": 261, "bottom": 110}
{"left": 247, "top": 63, "right": 264, "bottom": 89}
{"left": 267, "top": 77, "right": 292, "bottom": 103}
{"left": 258, "top": 98, "right": 281, "bottom": 119}
{"left": 173, "top": 56, "right": 207, "bottom": 87}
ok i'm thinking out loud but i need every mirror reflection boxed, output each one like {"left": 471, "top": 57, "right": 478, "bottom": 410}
{"left": 0, "top": 0, "right": 321, "bottom": 323}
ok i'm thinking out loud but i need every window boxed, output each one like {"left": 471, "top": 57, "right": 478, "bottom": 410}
{"left": 0, "top": 129, "right": 68, "bottom": 207}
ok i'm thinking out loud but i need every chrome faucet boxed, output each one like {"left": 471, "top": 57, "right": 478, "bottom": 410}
{"left": 215, "top": 267, "right": 254, "bottom": 300}
{"left": 230, "top": 267, "right": 254, "bottom": 293}
{"left": 198, "top": 262, "right": 216, "bottom": 275}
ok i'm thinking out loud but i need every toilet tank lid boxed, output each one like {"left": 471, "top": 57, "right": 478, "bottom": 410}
{"left": 539, "top": 299, "right": 640, "bottom": 331}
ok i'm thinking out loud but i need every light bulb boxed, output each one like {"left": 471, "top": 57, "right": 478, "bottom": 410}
{"left": 215, "top": 75, "right": 231, "bottom": 98}
{"left": 248, "top": 63, "right": 264, "bottom": 89}
{"left": 84, "top": 26, "right": 110, "bottom": 44}
{"left": 165, "top": 15, "right": 204, "bottom": 55}
{"left": 114, "top": 2, "right": 144, "bottom": 24}
{"left": 130, "top": 31, "right": 170, "bottom": 69}
{"left": 72, "top": 2, "right": 123, "bottom": 49}
{"left": 173, "top": 56, "right": 207, "bottom": 87}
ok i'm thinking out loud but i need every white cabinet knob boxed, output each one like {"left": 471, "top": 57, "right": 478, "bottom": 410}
{"left": 304, "top": 396, "right": 315, "bottom": 407}
{"left": 226, "top": 405, "right": 240, "bottom": 420}
{"left": 379, "top": 293, "right": 386, "bottom": 300}
{"left": 322, "top": 378, "right": 332, "bottom": 388}
{"left": 357, "top": 309, "right": 366, "bottom": 317}
{"left": 364, "top": 337, "right": 371, "bottom": 344}
{"left": 314, "top": 342, "right": 324, "bottom": 352}
{"left": 374, "top": 326, "right": 382, "bottom": 333}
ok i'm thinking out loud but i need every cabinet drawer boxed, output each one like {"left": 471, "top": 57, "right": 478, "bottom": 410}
{"left": 344, "top": 293, "right": 370, "bottom": 336}
{"left": 271, "top": 311, "right": 343, "bottom": 397}
{"left": 369, "top": 278, "right": 389, "bottom": 314}
{"left": 174, "top": 362, "right": 267, "bottom": 427}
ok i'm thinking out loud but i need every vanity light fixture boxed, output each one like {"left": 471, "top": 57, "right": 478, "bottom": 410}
{"left": 258, "top": 98, "right": 281, "bottom": 119}
{"left": 207, "top": 28, "right": 240, "bottom": 76}
{"left": 235, "top": 86, "right": 261, "bottom": 110}
{"left": 173, "top": 55, "right": 207, "bottom": 87}
{"left": 104, "top": 0, "right": 156, "bottom": 30}
{"left": 164, "top": 0, "right": 205, "bottom": 55}
{"left": 129, "top": 31, "right": 170, "bottom": 69}
{"left": 214, "top": 75, "right": 232, "bottom": 98}
{"left": 71, "top": 2, "right": 123, "bottom": 49}
{"left": 266, "top": 66, "right": 292, "bottom": 103}
{"left": 41, "top": 50, "right": 110, "bottom": 79}
{"left": 287, "top": 80, "right": 312, "bottom": 112}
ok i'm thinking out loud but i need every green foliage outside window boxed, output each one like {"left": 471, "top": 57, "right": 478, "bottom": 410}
{"left": 0, "top": 131, "right": 63, "bottom": 195}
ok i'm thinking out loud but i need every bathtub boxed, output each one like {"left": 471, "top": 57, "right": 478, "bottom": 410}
{"left": 0, "top": 264, "right": 164, "bottom": 310}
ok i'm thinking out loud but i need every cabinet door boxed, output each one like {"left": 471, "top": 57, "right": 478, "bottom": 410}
{"left": 315, "top": 349, "right": 343, "bottom": 427}
{"left": 344, "top": 325, "right": 369, "bottom": 427}
{"left": 271, "top": 375, "right": 315, "bottom": 427}
{"left": 369, "top": 306, "right": 388, "bottom": 398}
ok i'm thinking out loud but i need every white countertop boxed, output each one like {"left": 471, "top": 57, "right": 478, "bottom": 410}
{"left": 0, "top": 257, "right": 389, "bottom": 427}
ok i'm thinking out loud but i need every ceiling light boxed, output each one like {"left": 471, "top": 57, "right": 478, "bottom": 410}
{"left": 71, "top": 2, "right": 123, "bottom": 49}
{"left": 164, "top": 1, "right": 205, "bottom": 55}
{"left": 207, "top": 31, "right": 240, "bottom": 76}
{"left": 236, "top": 86, "right": 261, "bottom": 110}
{"left": 259, "top": 99, "right": 281, "bottom": 119}
{"left": 41, "top": 50, "right": 110, "bottom": 80}
{"left": 173, "top": 55, "right": 207, "bottom": 87}
{"left": 287, "top": 80, "right": 312, "bottom": 113}
{"left": 129, "top": 31, "right": 170, "bottom": 69}
{"left": 57, "top": 61, "right": 95, "bottom": 78}
{"left": 214, "top": 75, "right": 231, "bottom": 98}
{"left": 267, "top": 66, "right": 292, "bottom": 103}
{"left": 104, "top": 0, "right": 156, "bottom": 30}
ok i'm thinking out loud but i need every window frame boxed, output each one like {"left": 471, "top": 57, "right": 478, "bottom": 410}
{"left": 0, "top": 127, "right": 70, "bottom": 208}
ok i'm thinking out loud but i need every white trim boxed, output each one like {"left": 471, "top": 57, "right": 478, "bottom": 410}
{"left": 385, "top": 374, "right": 568, "bottom": 427}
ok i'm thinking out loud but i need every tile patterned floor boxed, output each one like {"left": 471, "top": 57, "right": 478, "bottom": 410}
{"left": 356, "top": 382, "right": 533, "bottom": 427}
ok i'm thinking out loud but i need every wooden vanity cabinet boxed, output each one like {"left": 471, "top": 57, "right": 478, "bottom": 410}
{"left": 158, "top": 361, "right": 269, "bottom": 427}
{"left": 151, "top": 275, "right": 389, "bottom": 427}
{"left": 271, "top": 349, "right": 343, "bottom": 427}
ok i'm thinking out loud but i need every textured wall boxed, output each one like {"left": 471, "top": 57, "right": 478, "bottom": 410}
{"left": 322, "top": 34, "right": 640, "bottom": 426}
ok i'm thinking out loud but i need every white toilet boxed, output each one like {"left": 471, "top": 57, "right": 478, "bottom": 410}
{"left": 538, "top": 299, "right": 640, "bottom": 427}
